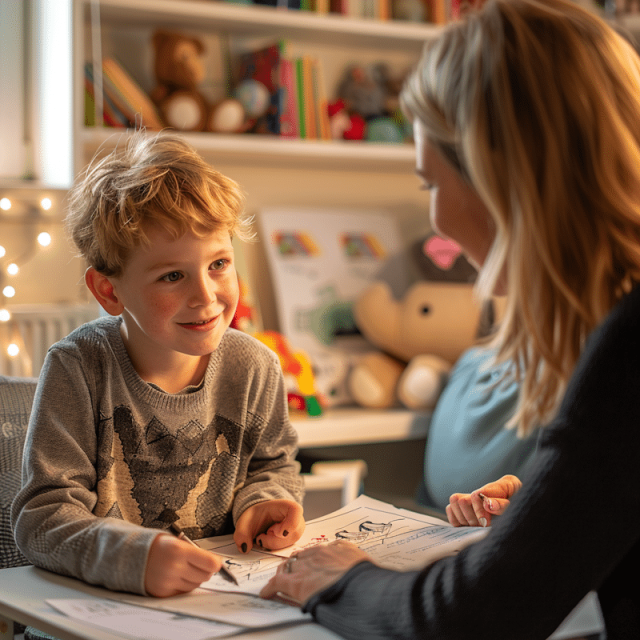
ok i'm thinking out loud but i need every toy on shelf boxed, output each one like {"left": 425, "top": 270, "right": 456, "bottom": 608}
{"left": 150, "top": 29, "right": 255, "bottom": 134}
{"left": 230, "top": 275, "right": 324, "bottom": 417}
{"left": 254, "top": 331, "right": 324, "bottom": 417}
{"left": 150, "top": 30, "right": 211, "bottom": 132}
{"left": 347, "top": 234, "right": 484, "bottom": 410}
{"left": 333, "top": 62, "right": 411, "bottom": 143}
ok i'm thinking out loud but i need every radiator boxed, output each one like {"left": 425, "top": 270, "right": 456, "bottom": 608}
{"left": 0, "top": 303, "right": 100, "bottom": 377}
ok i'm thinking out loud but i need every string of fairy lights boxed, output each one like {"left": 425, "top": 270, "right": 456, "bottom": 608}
{"left": 0, "top": 188, "right": 57, "bottom": 361}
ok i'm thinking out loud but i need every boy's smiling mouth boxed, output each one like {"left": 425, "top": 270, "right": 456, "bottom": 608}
{"left": 178, "top": 316, "right": 220, "bottom": 330}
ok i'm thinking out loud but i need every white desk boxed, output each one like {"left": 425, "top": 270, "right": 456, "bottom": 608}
{"left": 0, "top": 566, "right": 603, "bottom": 640}
{"left": 0, "top": 566, "right": 341, "bottom": 640}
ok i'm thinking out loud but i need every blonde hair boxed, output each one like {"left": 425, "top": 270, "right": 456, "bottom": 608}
{"left": 66, "top": 130, "right": 252, "bottom": 277}
{"left": 401, "top": 0, "right": 640, "bottom": 436}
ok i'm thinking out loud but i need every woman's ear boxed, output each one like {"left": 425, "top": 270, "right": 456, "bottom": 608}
{"left": 85, "top": 267, "right": 124, "bottom": 316}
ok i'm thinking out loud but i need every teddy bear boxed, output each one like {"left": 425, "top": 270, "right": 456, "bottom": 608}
{"left": 150, "top": 30, "right": 211, "bottom": 132}
{"left": 346, "top": 234, "right": 485, "bottom": 410}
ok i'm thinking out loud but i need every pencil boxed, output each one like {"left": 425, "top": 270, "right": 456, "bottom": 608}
{"left": 168, "top": 523, "right": 239, "bottom": 586}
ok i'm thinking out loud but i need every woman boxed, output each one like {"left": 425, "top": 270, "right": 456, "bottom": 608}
{"left": 260, "top": 0, "right": 640, "bottom": 637}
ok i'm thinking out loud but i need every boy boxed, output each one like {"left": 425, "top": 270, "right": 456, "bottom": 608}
{"left": 11, "top": 131, "right": 305, "bottom": 597}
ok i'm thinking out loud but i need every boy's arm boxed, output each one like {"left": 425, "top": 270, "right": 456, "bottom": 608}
{"left": 10, "top": 349, "right": 157, "bottom": 594}
{"left": 231, "top": 362, "right": 305, "bottom": 524}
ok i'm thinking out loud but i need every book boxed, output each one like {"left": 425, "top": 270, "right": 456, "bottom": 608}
{"left": 311, "top": 57, "right": 331, "bottom": 141}
{"left": 301, "top": 55, "right": 317, "bottom": 139}
{"left": 101, "top": 57, "right": 164, "bottom": 129}
{"left": 295, "top": 57, "right": 307, "bottom": 139}
{"left": 278, "top": 54, "right": 300, "bottom": 138}
{"left": 84, "top": 62, "right": 129, "bottom": 128}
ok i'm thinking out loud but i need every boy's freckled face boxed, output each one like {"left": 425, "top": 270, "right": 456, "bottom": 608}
{"left": 111, "top": 224, "right": 239, "bottom": 365}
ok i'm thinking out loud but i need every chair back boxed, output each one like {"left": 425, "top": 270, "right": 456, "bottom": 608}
{"left": 0, "top": 375, "right": 37, "bottom": 569}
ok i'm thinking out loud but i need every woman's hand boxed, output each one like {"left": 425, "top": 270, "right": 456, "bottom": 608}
{"left": 260, "top": 540, "right": 370, "bottom": 606}
{"left": 234, "top": 499, "right": 305, "bottom": 554}
{"left": 446, "top": 474, "right": 523, "bottom": 527}
{"left": 144, "top": 534, "right": 222, "bottom": 597}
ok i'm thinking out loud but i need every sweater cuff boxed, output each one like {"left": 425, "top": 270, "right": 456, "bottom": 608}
{"left": 303, "top": 560, "right": 377, "bottom": 614}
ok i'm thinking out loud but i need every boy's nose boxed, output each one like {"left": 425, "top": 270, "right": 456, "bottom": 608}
{"left": 189, "top": 276, "right": 217, "bottom": 307}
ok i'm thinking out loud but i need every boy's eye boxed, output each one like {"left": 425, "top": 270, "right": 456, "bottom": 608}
{"left": 211, "top": 259, "right": 229, "bottom": 271}
{"left": 161, "top": 271, "right": 182, "bottom": 282}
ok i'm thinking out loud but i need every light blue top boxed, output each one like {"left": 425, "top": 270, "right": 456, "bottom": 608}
{"left": 421, "top": 346, "right": 540, "bottom": 510}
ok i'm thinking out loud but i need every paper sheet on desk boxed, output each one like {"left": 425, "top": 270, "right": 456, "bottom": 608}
{"left": 196, "top": 495, "right": 488, "bottom": 597}
{"left": 46, "top": 598, "right": 242, "bottom": 639}
{"left": 121, "top": 589, "right": 311, "bottom": 628}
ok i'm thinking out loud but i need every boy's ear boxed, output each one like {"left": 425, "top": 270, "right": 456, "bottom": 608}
{"left": 85, "top": 267, "right": 124, "bottom": 316}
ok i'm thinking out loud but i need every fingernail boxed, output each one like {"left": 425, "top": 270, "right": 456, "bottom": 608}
{"left": 479, "top": 517, "right": 488, "bottom": 527}
{"left": 485, "top": 498, "right": 495, "bottom": 511}
{"left": 283, "top": 530, "right": 289, "bottom": 537}
{"left": 241, "top": 542, "right": 247, "bottom": 553}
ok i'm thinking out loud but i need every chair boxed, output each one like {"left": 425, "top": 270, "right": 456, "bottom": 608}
{"left": 0, "top": 375, "right": 37, "bottom": 572}
{"left": 0, "top": 375, "right": 39, "bottom": 639}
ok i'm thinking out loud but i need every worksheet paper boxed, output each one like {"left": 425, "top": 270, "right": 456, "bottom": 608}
{"left": 196, "top": 495, "right": 487, "bottom": 597}
{"left": 46, "top": 598, "right": 242, "bottom": 640}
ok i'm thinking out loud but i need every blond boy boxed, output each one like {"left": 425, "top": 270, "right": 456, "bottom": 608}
{"left": 12, "top": 131, "right": 304, "bottom": 596}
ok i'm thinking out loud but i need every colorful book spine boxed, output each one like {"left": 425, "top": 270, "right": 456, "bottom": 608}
{"left": 311, "top": 58, "right": 331, "bottom": 141}
{"left": 279, "top": 55, "right": 300, "bottom": 138}
{"left": 84, "top": 63, "right": 129, "bottom": 128}
{"left": 102, "top": 57, "right": 164, "bottom": 130}
{"left": 295, "top": 57, "right": 307, "bottom": 139}
{"left": 302, "top": 55, "right": 317, "bottom": 139}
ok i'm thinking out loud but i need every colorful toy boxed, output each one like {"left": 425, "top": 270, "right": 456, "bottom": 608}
{"left": 347, "top": 234, "right": 484, "bottom": 410}
{"left": 253, "top": 331, "right": 324, "bottom": 417}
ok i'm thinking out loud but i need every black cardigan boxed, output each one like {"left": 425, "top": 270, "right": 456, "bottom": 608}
{"left": 305, "top": 285, "right": 640, "bottom": 639}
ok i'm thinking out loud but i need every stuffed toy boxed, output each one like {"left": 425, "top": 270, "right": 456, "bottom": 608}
{"left": 151, "top": 30, "right": 211, "bottom": 131}
{"left": 334, "top": 63, "right": 410, "bottom": 143}
{"left": 347, "top": 234, "right": 484, "bottom": 410}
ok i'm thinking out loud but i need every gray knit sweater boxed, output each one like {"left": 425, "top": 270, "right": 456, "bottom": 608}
{"left": 11, "top": 316, "right": 303, "bottom": 595}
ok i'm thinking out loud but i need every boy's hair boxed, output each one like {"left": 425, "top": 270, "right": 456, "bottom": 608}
{"left": 66, "top": 130, "right": 252, "bottom": 277}
{"left": 401, "top": 0, "right": 640, "bottom": 436}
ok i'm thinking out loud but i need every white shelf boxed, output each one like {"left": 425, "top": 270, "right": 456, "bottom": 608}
{"left": 90, "top": 0, "right": 439, "bottom": 50}
{"left": 81, "top": 127, "right": 417, "bottom": 171}
{"left": 291, "top": 407, "right": 430, "bottom": 448}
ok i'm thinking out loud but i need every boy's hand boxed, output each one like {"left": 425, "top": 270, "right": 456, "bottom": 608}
{"left": 446, "top": 474, "right": 523, "bottom": 528}
{"left": 234, "top": 499, "right": 305, "bottom": 553}
{"left": 144, "top": 534, "right": 222, "bottom": 597}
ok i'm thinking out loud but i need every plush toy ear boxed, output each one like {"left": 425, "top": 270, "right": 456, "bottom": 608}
{"left": 85, "top": 268, "right": 123, "bottom": 316}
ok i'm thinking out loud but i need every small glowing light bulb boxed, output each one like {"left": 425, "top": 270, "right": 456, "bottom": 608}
{"left": 40, "top": 197, "right": 52, "bottom": 210}
{"left": 0, "top": 309, "right": 11, "bottom": 322}
{"left": 7, "top": 343, "right": 20, "bottom": 357}
{"left": 3, "top": 286, "right": 16, "bottom": 298}
{"left": 0, "top": 246, "right": 5, "bottom": 258}
{"left": 0, "top": 198, "right": 11, "bottom": 211}
{"left": 37, "top": 232, "right": 52, "bottom": 247}
{"left": 7, "top": 263, "right": 19, "bottom": 276}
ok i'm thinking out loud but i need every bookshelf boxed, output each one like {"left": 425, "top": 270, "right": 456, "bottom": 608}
{"left": 74, "top": 0, "right": 439, "bottom": 172}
